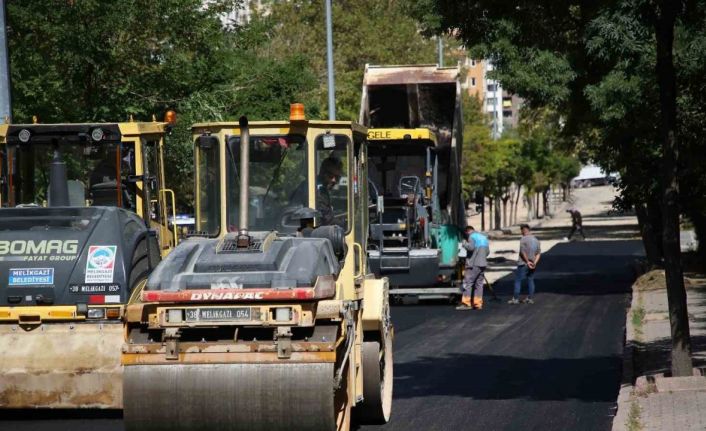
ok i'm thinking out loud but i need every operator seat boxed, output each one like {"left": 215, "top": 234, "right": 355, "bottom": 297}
{"left": 90, "top": 181, "right": 134, "bottom": 210}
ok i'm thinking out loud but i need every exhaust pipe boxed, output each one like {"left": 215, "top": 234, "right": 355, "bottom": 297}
{"left": 49, "top": 146, "right": 69, "bottom": 207}
{"left": 238, "top": 116, "right": 249, "bottom": 237}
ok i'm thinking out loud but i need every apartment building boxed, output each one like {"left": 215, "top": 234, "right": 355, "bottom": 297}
{"left": 220, "top": 0, "right": 265, "bottom": 26}
{"left": 463, "top": 57, "right": 522, "bottom": 136}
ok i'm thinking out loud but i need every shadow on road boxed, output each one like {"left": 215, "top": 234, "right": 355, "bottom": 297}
{"left": 393, "top": 353, "right": 621, "bottom": 402}
{"left": 0, "top": 409, "right": 122, "bottom": 420}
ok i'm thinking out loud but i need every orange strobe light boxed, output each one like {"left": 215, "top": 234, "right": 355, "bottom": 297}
{"left": 164, "top": 110, "right": 177, "bottom": 125}
{"left": 290, "top": 103, "right": 306, "bottom": 121}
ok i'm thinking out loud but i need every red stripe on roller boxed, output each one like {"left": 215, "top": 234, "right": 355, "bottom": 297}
{"left": 141, "top": 288, "right": 316, "bottom": 303}
{"left": 88, "top": 295, "right": 105, "bottom": 304}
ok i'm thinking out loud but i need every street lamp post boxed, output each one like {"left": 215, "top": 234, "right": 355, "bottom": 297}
{"left": 0, "top": 0, "right": 11, "bottom": 122}
{"left": 325, "top": 0, "right": 335, "bottom": 120}
{"left": 437, "top": 36, "right": 443, "bottom": 67}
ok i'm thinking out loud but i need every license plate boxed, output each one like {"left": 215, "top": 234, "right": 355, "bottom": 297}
{"left": 184, "top": 307, "right": 251, "bottom": 322}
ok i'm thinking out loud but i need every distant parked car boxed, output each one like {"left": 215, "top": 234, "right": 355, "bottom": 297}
{"left": 571, "top": 165, "right": 616, "bottom": 188}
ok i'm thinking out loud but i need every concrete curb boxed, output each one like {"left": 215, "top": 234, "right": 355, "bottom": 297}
{"left": 611, "top": 265, "right": 706, "bottom": 431}
{"left": 611, "top": 264, "right": 644, "bottom": 431}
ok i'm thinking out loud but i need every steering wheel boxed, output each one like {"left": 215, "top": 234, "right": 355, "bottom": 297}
{"left": 278, "top": 206, "right": 305, "bottom": 233}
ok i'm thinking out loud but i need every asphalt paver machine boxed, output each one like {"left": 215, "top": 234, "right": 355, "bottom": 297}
{"left": 121, "top": 108, "right": 393, "bottom": 431}
{"left": 0, "top": 120, "right": 177, "bottom": 408}
{"left": 360, "top": 64, "right": 465, "bottom": 299}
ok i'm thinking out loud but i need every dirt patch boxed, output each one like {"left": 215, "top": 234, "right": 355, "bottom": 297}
{"left": 633, "top": 270, "right": 701, "bottom": 291}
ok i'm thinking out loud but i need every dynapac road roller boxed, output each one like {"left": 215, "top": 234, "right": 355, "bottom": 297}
{"left": 122, "top": 107, "right": 393, "bottom": 430}
{"left": 0, "top": 120, "right": 177, "bottom": 408}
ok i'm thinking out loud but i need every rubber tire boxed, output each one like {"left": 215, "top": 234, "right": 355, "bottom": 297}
{"left": 128, "top": 237, "right": 159, "bottom": 292}
{"left": 356, "top": 338, "right": 393, "bottom": 424}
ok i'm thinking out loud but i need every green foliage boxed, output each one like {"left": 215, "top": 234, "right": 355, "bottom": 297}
{"left": 265, "top": 0, "right": 447, "bottom": 120}
{"left": 7, "top": 0, "right": 318, "bottom": 209}
{"left": 462, "top": 92, "right": 579, "bottom": 209}
{"left": 461, "top": 94, "right": 491, "bottom": 193}
{"left": 406, "top": 0, "right": 706, "bottom": 249}
{"left": 7, "top": 0, "right": 241, "bottom": 122}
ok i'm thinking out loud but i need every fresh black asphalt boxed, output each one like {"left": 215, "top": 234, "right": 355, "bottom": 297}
{"left": 359, "top": 238, "right": 642, "bottom": 431}
{"left": 0, "top": 235, "right": 643, "bottom": 431}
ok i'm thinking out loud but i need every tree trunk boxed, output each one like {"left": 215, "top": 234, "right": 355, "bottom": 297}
{"left": 526, "top": 192, "right": 532, "bottom": 221}
{"left": 509, "top": 197, "right": 515, "bottom": 226}
{"left": 655, "top": 1, "right": 692, "bottom": 376}
{"left": 541, "top": 189, "right": 547, "bottom": 217}
{"left": 502, "top": 197, "right": 509, "bottom": 227}
{"left": 635, "top": 203, "right": 663, "bottom": 265}
{"left": 481, "top": 199, "right": 485, "bottom": 231}
{"left": 488, "top": 196, "right": 492, "bottom": 230}
{"left": 494, "top": 196, "right": 501, "bottom": 230}
{"left": 647, "top": 198, "right": 664, "bottom": 257}
{"left": 535, "top": 192, "right": 540, "bottom": 219}
{"left": 514, "top": 186, "right": 522, "bottom": 223}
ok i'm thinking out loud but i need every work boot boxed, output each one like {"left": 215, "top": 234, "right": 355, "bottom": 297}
{"left": 522, "top": 298, "right": 535, "bottom": 304}
{"left": 507, "top": 298, "right": 520, "bottom": 305}
{"left": 472, "top": 298, "right": 483, "bottom": 310}
{"left": 455, "top": 304, "right": 473, "bottom": 310}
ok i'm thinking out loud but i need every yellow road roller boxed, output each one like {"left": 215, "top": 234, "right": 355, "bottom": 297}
{"left": 0, "top": 120, "right": 177, "bottom": 409}
{"left": 122, "top": 107, "right": 393, "bottom": 430}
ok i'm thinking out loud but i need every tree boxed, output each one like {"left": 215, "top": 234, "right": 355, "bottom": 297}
{"left": 7, "top": 0, "right": 318, "bottom": 208}
{"left": 265, "top": 0, "right": 450, "bottom": 120}
{"left": 406, "top": 0, "right": 703, "bottom": 376}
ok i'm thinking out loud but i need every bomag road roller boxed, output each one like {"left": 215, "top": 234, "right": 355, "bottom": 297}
{"left": 121, "top": 107, "right": 393, "bottom": 431}
{"left": 0, "top": 120, "right": 178, "bottom": 409}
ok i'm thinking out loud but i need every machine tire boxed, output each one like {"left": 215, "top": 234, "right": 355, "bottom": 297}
{"left": 128, "top": 237, "right": 159, "bottom": 291}
{"left": 356, "top": 337, "right": 393, "bottom": 424}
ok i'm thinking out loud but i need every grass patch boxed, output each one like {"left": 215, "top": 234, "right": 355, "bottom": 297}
{"left": 626, "top": 399, "right": 643, "bottom": 431}
{"left": 632, "top": 305, "right": 646, "bottom": 341}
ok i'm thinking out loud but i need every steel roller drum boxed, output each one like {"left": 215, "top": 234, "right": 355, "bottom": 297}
{"left": 123, "top": 363, "right": 336, "bottom": 431}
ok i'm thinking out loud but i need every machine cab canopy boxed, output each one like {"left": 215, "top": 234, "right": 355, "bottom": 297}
{"left": 191, "top": 120, "right": 368, "bottom": 237}
{"left": 0, "top": 122, "right": 168, "bottom": 221}
{"left": 366, "top": 128, "right": 436, "bottom": 199}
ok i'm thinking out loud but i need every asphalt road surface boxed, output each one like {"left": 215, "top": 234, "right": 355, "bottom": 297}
{"left": 359, "top": 236, "right": 643, "bottom": 431}
{"left": 0, "top": 214, "right": 642, "bottom": 431}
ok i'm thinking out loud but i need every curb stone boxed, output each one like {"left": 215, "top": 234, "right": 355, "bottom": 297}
{"left": 611, "top": 264, "right": 645, "bottom": 431}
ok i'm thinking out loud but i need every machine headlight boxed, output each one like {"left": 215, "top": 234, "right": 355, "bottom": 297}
{"left": 87, "top": 308, "right": 106, "bottom": 319}
{"left": 167, "top": 309, "right": 184, "bottom": 323}
{"left": 274, "top": 307, "right": 292, "bottom": 322}
{"left": 91, "top": 127, "right": 104, "bottom": 142}
{"left": 18, "top": 129, "right": 31, "bottom": 143}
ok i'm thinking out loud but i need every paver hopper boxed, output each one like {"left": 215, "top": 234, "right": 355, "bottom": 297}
{"left": 360, "top": 64, "right": 465, "bottom": 298}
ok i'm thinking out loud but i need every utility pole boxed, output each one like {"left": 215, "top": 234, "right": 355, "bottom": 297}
{"left": 437, "top": 36, "right": 443, "bottom": 67}
{"left": 325, "top": 0, "right": 335, "bottom": 120}
{"left": 493, "top": 82, "right": 499, "bottom": 139}
{"left": 480, "top": 189, "right": 485, "bottom": 231}
{"left": 492, "top": 76, "right": 501, "bottom": 229}
{"left": 0, "top": 0, "right": 11, "bottom": 122}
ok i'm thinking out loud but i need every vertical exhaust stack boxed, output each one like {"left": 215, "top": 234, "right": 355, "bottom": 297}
{"left": 237, "top": 116, "right": 250, "bottom": 247}
{"left": 49, "top": 146, "right": 69, "bottom": 207}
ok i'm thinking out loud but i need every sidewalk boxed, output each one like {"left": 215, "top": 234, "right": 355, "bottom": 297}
{"left": 612, "top": 269, "right": 706, "bottom": 431}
